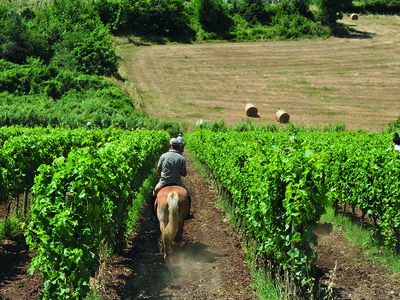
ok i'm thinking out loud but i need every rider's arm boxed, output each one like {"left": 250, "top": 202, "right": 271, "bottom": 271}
{"left": 181, "top": 168, "right": 187, "bottom": 177}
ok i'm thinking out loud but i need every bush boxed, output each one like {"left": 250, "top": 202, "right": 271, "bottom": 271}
{"left": 124, "top": 0, "right": 194, "bottom": 38}
{"left": 273, "top": 0, "right": 313, "bottom": 19}
{"left": 93, "top": 0, "right": 131, "bottom": 33}
{"left": 233, "top": 0, "right": 272, "bottom": 24}
{"left": 34, "top": 0, "right": 118, "bottom": 76}
{"left": 364, "top": 0, "right": 400, "bottom": 14}
{"left": 0, "top": 9, "right": 50, "bottom": 64}
{"left": 70, "top": 24, "right": 118, "bottom": 76}
{"left": 386, "top": 116, "right": 400, "bottom": 133}
{"left": 0, "top": 58, "right": 118, "bottom": 98}
{"left": 271, "top": 13, "right": 329, "bottom": 39}
{"left": 191, "top": 0, "right": 234, "bottom": 35}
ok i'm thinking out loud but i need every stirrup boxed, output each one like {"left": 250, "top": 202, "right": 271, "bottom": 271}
{"left": 185, "top": 211, "right": 194, "bottom": 220}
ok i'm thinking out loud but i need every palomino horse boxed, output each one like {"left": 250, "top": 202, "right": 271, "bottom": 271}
{"left": 156, "top": 185, "right": 189, "bottom": 259}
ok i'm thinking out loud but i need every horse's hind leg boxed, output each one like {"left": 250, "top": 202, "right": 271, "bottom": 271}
{"left": 175, "top": 221, "right": 184, "bottom": 242}
{"left": 163, "top": 237, "right": 169, "bottom": 259}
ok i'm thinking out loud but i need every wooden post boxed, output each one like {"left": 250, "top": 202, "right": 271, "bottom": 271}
{"left": 15, "top": 196, "right": 19, "bottom": 217}
{"left": 23, "top": 188, "right": 28, "bottom": 216}
{"left": 290, "top": 220, "right": 299, "bottom": 300}
{"left": 65, "top": 192, "right": 75, "bottom": 204}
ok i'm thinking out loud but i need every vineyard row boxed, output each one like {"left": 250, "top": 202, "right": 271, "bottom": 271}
{"left": 0, "top": 126, "right": 169, "bottom": 299}
{"left": 186, "top": 129, "right": 400, "bottom": 288}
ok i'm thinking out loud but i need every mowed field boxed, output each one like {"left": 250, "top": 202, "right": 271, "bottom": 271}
{"left": 115, "top": 15, "right": 400, "bottom": 132}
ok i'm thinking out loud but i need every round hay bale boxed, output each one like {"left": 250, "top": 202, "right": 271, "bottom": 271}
{"left": 351, "top": 14, "right": 359, "bottom": 20}
{"left": 276, "top": 109, "right": 290, "bottom": 123}
{"left": 245, "top": 103, "right": 258, "bottom": 117}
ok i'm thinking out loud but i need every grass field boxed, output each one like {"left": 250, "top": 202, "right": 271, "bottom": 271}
{"left": 115, "top": 14, "right": 400, "bottom": 132}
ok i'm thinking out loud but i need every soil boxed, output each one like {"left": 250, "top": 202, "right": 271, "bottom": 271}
{"left": 1, "top": 152, "right": 400, "bottom": 299}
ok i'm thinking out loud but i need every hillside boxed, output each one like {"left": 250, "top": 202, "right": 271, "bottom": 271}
{"left": 115, "top": 14, "right": 400, "bottom": 132}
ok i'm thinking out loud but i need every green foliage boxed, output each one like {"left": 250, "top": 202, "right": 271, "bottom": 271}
{"left": 0, "top": 148, "right": 15, "bottom": 202}
{"left": 0, "top": 8, "right": 50, "bottom": 64}
{"left": 363, "top": 0, "right": 400, "bottom": 14}
{"left": 0, "top": 57, "right": 166, "bottom": 129}
{"left": 24, "top": 129, "right": 170, "bottom": 299}
{"left": 122, "top": 0, "right": 194, "bottom": 37}
{"left": 95, "top": 0, "right": 337, "bottom": 40}
{"left": 41, "top": 1, "right": 117, "bottom": 75}
{"left": 191, "top": 0, "right": 234, "bottom": 36}
{"left": 273, "top": 0, "right": 313, "bottom": 19}
{"left": 188, "top": 128, "right": 400, "bottom": 289}
{"left": 92, "top": 0, "right": 131, "bottom": 33}
{"left": 233, "top": 0, "right": 272, "bottom": 24}
{"left": 234, "top": 119, "right": 279, "bottom": 132}
{"left": 0, "top": 88, "right": 182, "bottom": 133}
{"left": 315, "top": 0, "right": 353, "bottom": 25}
{"left": 194, "top": 119, "right": 230, "bottom": 132}
{"left": 0, "top": 0, "right": 118, "bottom": 76}
{"left": 0, "top": 57, "right": 120, "bottom": 97}
{"left": 270, "top": 13, "right": 328, "bottom": 39}
{"left": 386, "top": 116, "right": 400, "bottom": 133}
{"left": 188, "top": 130, "right": 328, "bottom": 289}
{"left": 0, "top": 215, "right": 20, "bottom": 241}
{"left": 321, "top": 132, "right": 400, "bottom": 252}
{"left": 70, "top": 24, "right": 117, "bottom": 75}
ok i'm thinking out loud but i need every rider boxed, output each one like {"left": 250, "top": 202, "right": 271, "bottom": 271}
{"left": 177, "top": 133, "right": 184, "bottom": 154}
{"left": 152, "top": 137, "right": 193, "bottom": 220}
{"left": 85, "top": 122, "right": 94, "bottom": 130}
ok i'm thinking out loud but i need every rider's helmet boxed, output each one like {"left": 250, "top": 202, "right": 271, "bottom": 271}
{"left": 87, "top": 122, "right": 92, "bottom": 126}
{"left": 170, "top": 137, "right": 179, "bottom": 146}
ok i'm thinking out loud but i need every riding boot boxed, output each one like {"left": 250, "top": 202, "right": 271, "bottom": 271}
{"left": 150, "top": 195, "right": 157, "bottom": 220}
{"left": 185, "top": 196, "right": 194, "bottom": 220}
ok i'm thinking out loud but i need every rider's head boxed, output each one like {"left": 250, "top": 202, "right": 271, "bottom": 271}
{"left": 169, "top": 138, "right": 180, "bottom": 150}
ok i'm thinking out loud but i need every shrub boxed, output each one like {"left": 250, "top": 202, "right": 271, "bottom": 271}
{"left": 36, "top": 0, "right": 118, "bottom": 76}
{"left": 0, "top": 9, "right": 50, "bottom": 64}
{"left": 191, "top": 0, "right": 234, "bottom": 35}
{"left": 233, "top": 0, "right": 272, "bottom": 24}
{"left": 386, "top": 116, "right": 400, "bottom": 133}
{"left": 271, "top": 13, "right": 329, "bottom": 39}
{"left": 315, "top": 0, "right": 353, "bottom": 25}
{"left": 124, "top": 0, "right": 194, "bottom": 37}
{"left": 93, "top": 0, "right": 131, "bottom": 33}
{"left": 70, "top": 24, "right": 118, "bottom": 76}
{"left": 364, "top": 0, "right": 400, "bottom": 14}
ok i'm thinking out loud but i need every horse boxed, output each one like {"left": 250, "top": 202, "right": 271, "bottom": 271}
{"left": 155, "top": 185, "right": 189, "bottom": 259}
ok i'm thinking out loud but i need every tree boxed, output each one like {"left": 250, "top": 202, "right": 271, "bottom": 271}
{"left": 193, "top": 0, "right": 234, "bottom": 34}
{"left": 316, "top": 0, "right": 352, "bottom": 26}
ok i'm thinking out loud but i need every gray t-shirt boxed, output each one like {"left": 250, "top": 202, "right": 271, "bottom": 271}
{"left": 157, "top": 150, "right": 186, "bottom": 185}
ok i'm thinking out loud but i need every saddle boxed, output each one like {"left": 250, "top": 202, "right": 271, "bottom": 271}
{"left": 154, "top": 183, "right": 180, "bottom": 209}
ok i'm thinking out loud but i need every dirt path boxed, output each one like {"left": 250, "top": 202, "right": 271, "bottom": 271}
{"left": 315, "top": 219, "right": 400, "bottom": 300}
{"left": 98, "top": 151, "right": 257, "bottom": 299}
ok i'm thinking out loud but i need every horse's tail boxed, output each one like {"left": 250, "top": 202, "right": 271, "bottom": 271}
{"left": 161, "top": 192, "right": 180, "bottom": 254}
